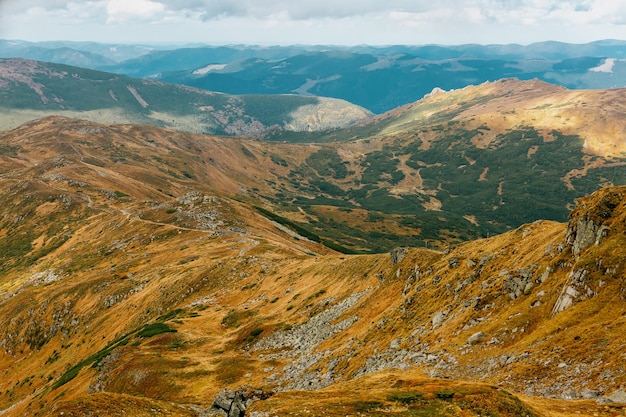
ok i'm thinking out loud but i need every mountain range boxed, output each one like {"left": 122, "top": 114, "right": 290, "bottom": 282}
{"left": 1, "top": 60, "right": 626, "bottom": 251}
{"left": 3, "top": 39, "right": 626, "bottom": 114}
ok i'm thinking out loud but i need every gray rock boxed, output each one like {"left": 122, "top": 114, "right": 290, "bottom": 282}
{"left": 432, "top": 311, "right": 448, "bottom": 329}
{"left": 467, "top": 331, "right": 485, "bottom": 345}
{"left": 211, "top": 388, "right": 273, "bottom": 417}
{"left": 212, "top": 389, "right": 236, "bottom": 414}
{"left": 607, "top": 389, "right": 626, "bottom": 403}
{"left": 581, "top": 388, "right": 600, "bottom": 399}
{"left": 551, "top": 269, "right": 595, "bottom": 316}
{"left": 390, "top": 247, "right": 409, "bottom": 265}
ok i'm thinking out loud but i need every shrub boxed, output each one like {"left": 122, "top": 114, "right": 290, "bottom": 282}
{"left": 137, "top": 323, "right": 176, "bottom": 338}
{"left": 388, "top": 391, "right": 423, "bottom": 404}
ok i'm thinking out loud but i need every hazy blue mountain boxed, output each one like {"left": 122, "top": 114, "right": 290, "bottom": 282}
{"left": 0, "top": 40, "right": 173, "bottom": 66}
{"left": 3, "top": 40, "right": 626, "bottom": 113}
{"left": 156, "top": 52, "right": 623, "bottom": 113}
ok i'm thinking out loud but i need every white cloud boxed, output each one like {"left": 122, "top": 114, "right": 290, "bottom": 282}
{"left": 105, "top": 0, "right": 166, "bottom": 24}
{"left": 0, "top": 0, "right": 625, "bottom": 44}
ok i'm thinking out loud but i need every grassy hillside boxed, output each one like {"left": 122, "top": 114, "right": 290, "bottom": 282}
{"left": 247, "top": 79, "right": 626, "bottom": 251}
{"left": 0, "top": 115, "right": 626, "bottom": 415}
{"left": 2, "top": 79, "right": 626, "bottom": 253}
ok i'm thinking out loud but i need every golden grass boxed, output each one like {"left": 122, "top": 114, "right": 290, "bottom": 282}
{"left": 2, "top": 116, "right": 626, "bottom": 416}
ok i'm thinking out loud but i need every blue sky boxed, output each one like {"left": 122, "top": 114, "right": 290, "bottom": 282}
{"left": 0, "top": 0, "right": 625, "bottom": 45}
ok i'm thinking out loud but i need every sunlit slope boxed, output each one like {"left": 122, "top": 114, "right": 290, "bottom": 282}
{"left": 258, "top": 79, "right": 626, "bottom": 250}
{"left": 2, "top": 81, "right": 626, "bottom": 254}
{"left": 0, "top": 115, "right": 625, "bottom": 415}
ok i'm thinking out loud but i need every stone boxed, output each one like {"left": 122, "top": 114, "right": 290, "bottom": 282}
{"left": 432, "top": 311, "right": 447, "bottom": 329}
{"left": 551, "top": 285, "right": 579, "bottom": 316}
{"left": 607, "top": 389, "right": 626, "bottom": 404}
{"left": 212, "top": 388, "right": 236, "bottom": 412}
{"left": 581, "top": 388, "right": 600, "bottom": 399}
{"left": 211, "top": 388, "right": 273, "bottom": 417}
{"left": 467, "top": 331, "right": 485, "bottom": 345}
{"left": 390, "top": 338, "right": 401, "bottom": 349}
{"left": 390, "top": 247, "right": 409, "bottom": 265}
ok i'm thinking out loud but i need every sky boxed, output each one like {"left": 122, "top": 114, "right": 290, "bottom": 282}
{"left": 0, "top": 0, "right": 625, "bottom": 46}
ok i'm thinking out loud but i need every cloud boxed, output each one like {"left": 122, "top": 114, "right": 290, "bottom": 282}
{"left": 2, "top": 0, "right": 626, "bottom": 25}
{"left": 147, "top": 0, "right": 433, "bottom": 20}
{"left": 1, "top": 0, "right": 625, "bottom": 45}
{"left": 106, "top": 0, "right": 166, "bottom": 24}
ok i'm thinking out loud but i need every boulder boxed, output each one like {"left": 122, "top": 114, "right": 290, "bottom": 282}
{"left": 467, "top": 331, "right": 485, "bottom": 345}
{"left": 390, "top": 247, "right": 409, "bottom": 265}
{"left": 607, "top": 389, "right": 626, "bottom": 404}
{"left": 211, "top": 387, "right": 273, "bottom": 417}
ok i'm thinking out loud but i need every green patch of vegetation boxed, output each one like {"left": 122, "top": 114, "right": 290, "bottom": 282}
{"left": 113, "top": 190, "right": 129, "bottom": 198}
{"left": 360, "top": 146, "right": 405, "bottom": 185}
{"left": 157, "top": 309, "right": 185, "bottom": 322}
{"left": 240, "top": 145, "right": 256, "bottom": 159}
{"left": 435, "top": 390, "right": 455, "bottom": 400}
{"left": 221, "top": 309, "right": 254, "bottom": 328}
{"left": 322, "top": 239, "right": 362, "bottom": 254}
{"left": 388, "top": 391, "right": 424, "bottom": 404}
{"left": 239, "top": 94, "right": 320, "bottom": 127}
{"left": 137, "top": 323, "right": 176, "bottom": 338}
{"left": 310, "top": 179, "right": 346, "bottom": 196}
{"left": 0, "top": 145, "right": 20, "bottom": 157}
{"left": 306, "top": 148, "right": 350, "bottom": 179}
{"left": 354, "top": 401, "right": 384, "bottom": 412}
{"left": 270, "top": 154, "right": 289, "bottom": 167}
{"left": 254, "top": 206, "right": 321, "bottom": 242}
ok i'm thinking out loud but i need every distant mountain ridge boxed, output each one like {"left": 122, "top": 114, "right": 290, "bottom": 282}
{"left": 0, "top": 58, "right": 372, "bottom": 135}
{"left": 2, "top": 39, "right": 626, "bottom": 113}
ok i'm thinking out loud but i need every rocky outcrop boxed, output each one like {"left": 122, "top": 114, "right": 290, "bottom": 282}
{"left": 565, "top": 189, "right": 623, "bottom": 256}
{"left": 551, "top": 268, "right": 596, "bottom": 316}
{"left": 210, "top": 387, "right": 273, "bottom": 417}
{"left": 253, "top": 289, "right": 368, "bottom": 390}
{"left": 390, "top": 247, "right": 409, "bottom": 265}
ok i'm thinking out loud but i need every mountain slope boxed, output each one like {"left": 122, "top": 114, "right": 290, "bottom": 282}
{"left": 155, "top": 48, "right": 626, "bottom": 114}
{"left": 2, "top": 78, "right": 626, "bottom": 253}
{"left": 0, "top": 58, "right": 372, "bottom": 135}
{"left": 244, "top": 79, "right": 626, "bottom": 251}
{"left": 0, "top": 116, "right": 626, "bottom": 415}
